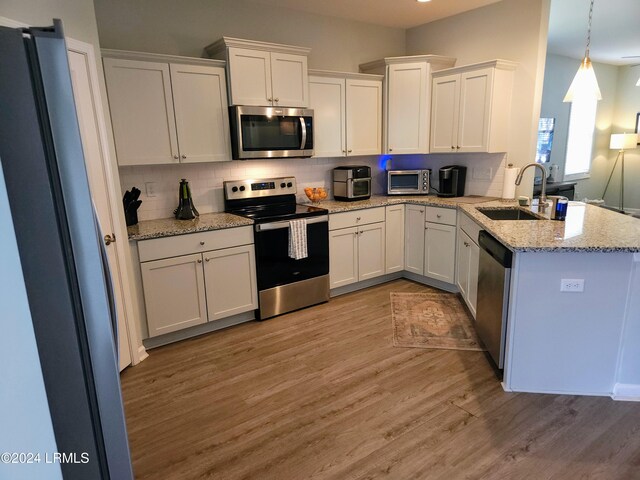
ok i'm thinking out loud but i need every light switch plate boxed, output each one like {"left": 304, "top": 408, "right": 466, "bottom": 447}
{"left": 473, "top": 166, "right": 493, "bottom": 180}
{"left": 145, "top": 182, "right": 156, "bottom": 198}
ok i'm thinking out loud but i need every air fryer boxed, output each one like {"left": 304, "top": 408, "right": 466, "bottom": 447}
{"left": 438, "top": 166, "right": 467, "bottom": 198}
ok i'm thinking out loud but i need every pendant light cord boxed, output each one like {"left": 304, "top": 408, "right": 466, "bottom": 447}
{"left": 585, "top": 0, "right": 595, "bottom": 58}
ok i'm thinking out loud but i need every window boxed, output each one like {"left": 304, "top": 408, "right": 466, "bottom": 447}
{"left": 564, "top": 96, "right": 598, "bottom": 179}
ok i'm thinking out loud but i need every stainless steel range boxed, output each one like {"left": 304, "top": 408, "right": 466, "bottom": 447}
{"left": 224, "top": 177, "right": 330, "bottom": 319}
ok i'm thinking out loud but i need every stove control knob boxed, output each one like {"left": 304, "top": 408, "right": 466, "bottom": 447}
{"left": 280, "top": 182, "right": 286, "bottom": 188}
{"left": 287, "top": 182, "right": 293, "bottom": 188}
{"left": 239, "top": 186, "right": 246, "bottom": 192}
{"left": 232, "top": 186, "right": 238, "bottom": 192}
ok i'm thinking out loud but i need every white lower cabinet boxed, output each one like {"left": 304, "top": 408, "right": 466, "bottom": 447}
{"left": 138, "top": 227, "right": 257, "bottom": 338}
{"left": 457, "top": 213, "right": 481, "bottom": 317}
{"left": 404, "top": 205, "right": 426, "bottom": 275}
{"left": 329, "top": 219, "right": 386, "bottom": 289}
{"left": 385, "top": 205, "right": 405, "bottom": 273}
{"left": 424, "top": 222, "right": 456, "bottom": 284}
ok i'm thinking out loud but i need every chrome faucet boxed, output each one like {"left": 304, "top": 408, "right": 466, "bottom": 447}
{"left": 515, "top": 163, "right": 548, "bottom": 213}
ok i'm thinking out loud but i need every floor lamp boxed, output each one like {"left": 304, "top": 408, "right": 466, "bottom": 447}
{"left": 602, "top": 133, "right": 638, "bottom": 213}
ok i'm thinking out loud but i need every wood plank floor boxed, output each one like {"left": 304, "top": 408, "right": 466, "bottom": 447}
{"left": 120, "top": 279, "right": 640, "bottom": 479}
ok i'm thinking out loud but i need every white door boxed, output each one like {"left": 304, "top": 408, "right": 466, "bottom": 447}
{"left": 103, "top": 58, "right": 179, "bottom": 165}
{"left": 203, "top": 245, "right": 258, "bottom": 321}
{"left": 430, "top": 74, "right": 460, "bottom": 153}
{"left": 467, "top": 240, "right": 480, "bottom": 318}
{"left": 329, "top": 227, "right": 359, "bottom": 289}
{"left": 227, "top": 47, "right": 272, "bottom": 106}
{"left": 141, "top": 254, "right": 207, "bottom": 337}
{"left": 358, "top": 222, "right": 386, "bottom": 281}
{"left": 385, "top": 205, "right": 405, "bottom": 274}
{"left": 346, "top": 78, "right": 382, "bottom": 156}
{"left": 309, "top": 76, "right": 346, "bottom": 157}
{"left": 170, "top": 64, "right": 231, "bottom": 163}
{"left": 270, "top": 52, "right": 309, "bottom": 107}
{"left": 404, "top": 205, "right": 425, "bottom": 275}
{"left": 424, "top": 222, "right": 456, "bottom": 284}
{"left": 68, "top": 48, "right": 132, "bottom": 371}
{"left": 456, "top": 229, "right": 471, "bottom": 300}
{"left": 458, "top": 68, "right": 493, "bottom": 152}
{"left": 387, "top": 62, "right": 428, "bottom": 154}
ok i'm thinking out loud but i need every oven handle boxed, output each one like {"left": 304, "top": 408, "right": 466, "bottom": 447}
{"left": 299, "top": 117, "right": 307, "bottom": 150}
{"left": 255, "top": 215, "right": 328, "bottom": 232}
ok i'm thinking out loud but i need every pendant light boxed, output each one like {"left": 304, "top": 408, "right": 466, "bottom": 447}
{"left": 564, "top": 0, "right": 602, "bottom": 102}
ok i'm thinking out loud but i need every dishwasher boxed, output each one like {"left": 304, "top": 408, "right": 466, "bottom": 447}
{"left": 476, "top": 231, "right": 513, "bottom": 369}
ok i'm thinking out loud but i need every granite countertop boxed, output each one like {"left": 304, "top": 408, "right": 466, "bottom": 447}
{"left": 127, "top": 212, "right": 253, "bottom": 241}
{"left": 459, "top": 201, "right": 640, "bottom": 253}
{"left": 305, "top": 194, "right": 497, "bottom": 213}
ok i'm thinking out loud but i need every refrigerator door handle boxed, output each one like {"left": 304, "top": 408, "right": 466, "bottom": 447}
{"left": 94, "top": 207, "right": 118, "bottom": 360}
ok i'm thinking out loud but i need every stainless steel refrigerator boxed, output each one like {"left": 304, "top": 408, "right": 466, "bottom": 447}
{"left": 0, "top": 20, "right": 134, "bottom": 479}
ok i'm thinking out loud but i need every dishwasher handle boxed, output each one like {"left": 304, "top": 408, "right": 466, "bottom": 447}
{"left": 479, "top": 231, "right": 513, "bottom": 268}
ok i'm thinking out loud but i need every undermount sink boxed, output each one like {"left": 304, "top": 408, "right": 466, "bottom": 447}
{"left": 477, "top": 208, "right": 542, "bottom": 221}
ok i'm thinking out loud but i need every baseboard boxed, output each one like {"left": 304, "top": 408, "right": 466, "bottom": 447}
{"left": 136, "top": 345, "right": 149, "bottom": 363}
{"left": 330, "top": 272, "right": 403, "bottom": 297}
{"left": 403, "top": 271, "right": 459, "bottom": 293}
{"left": 611, "top": 383, "right": 640, "bottom": 401}
{"left": 143, "top": 311, "right": 255, "bottom": 350}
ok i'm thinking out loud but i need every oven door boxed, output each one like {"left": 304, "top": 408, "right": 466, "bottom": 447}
{"left": 231, "top": 105, "right": 314, "bottom": 159}
{"left": 348, "top": 178, "right": 371, "bottom": 198}
{"left": 254, "top": 216, "right": 329, "bottom": 291}
{"left": 387, "top": 170, "right": 421, "bottom": 195}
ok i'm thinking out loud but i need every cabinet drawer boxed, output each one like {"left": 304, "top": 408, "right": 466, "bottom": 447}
{"left": 138, "top": 226, "right": 253, "bottom": 262}
{"left": 425, "top": 206, "right": 457, "bottom": 226}
{"left": 329, "top": 207, "right": 385, "bottom": 231}
{"left": 458, "top": 211, "right": 481, "bottom": 244}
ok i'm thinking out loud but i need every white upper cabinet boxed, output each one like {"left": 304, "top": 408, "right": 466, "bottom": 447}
{"left": 103, "top": 58, "right": 179, "bottom": 166}
{"left": 103, "top": 51, "right": 231, "bottom": 166}
{"left": 309, "top": 75, "right": 346, "bottom": 157}
{"left": 430, "top": 60, "right": 516, "bottom": 154}
{"left": 360, "top": 55, "right": 456, "bottom": 155}
{"left": 170, "top": 64, "right": 231, "bottom": 163}
{"left": 206, "top": 37, "right": 310, "bottom": 107}
{"left": 309, "top": 71, "right": 383, "bottom": 158}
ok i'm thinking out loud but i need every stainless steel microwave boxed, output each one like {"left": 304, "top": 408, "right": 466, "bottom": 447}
{"left": 229, "top": 105, "right": 314, "bottom": 160}
{"left": 387, "top": 169, "right": 431, "bottom": 195}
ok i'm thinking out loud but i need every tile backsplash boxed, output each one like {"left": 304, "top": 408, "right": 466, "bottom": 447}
{"left": 119, "top": 153, "right": 507, "bottom": 221}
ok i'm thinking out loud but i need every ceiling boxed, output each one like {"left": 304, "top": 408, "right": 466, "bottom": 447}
{"left": 547, "top": 0, "right": 640, "bottom": 65}
{"left": 244, "top": 0, "right": 503, "bottom": 29}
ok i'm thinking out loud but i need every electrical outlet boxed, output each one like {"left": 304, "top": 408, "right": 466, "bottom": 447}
{"left": 560, "top": 279, "right": 584, "bottom": 292}
{"left": 473, "top": 166, "right": 493, "bottom": 180}
{"left": 145, "top": 182, "right": 156, "bottom": 198}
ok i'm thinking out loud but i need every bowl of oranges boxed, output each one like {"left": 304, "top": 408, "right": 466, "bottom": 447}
{"left": 304, "top": 187, "right": 328, "bottom": 203}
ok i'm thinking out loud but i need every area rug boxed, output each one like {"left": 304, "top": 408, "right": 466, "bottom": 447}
{"left": 390, "top": 292, "right": 485, "bottom": 351}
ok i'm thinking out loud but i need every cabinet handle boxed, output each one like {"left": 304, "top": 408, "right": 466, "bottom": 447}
{"left": 356, "top": 217, "right": 361, "bottom": 221}
{"left": 200, "top": 241, "right": 205, "bottom": 245}
{"left": 205, "top": 257, "right": 210, "bottom": 262}
{"left": 451, "top": 146, "right": 455, "bottom": 150}
{"left": 104, "top": 234, "right": 116, "bottom": 246}
{"left": 274, "top": 97, "right": 279, "bottom": 102}
{"left": 456, "top": 146, "right": 460, "bottom": 150}
{"left": 267, "top": 97, "right": 273, "bottom": 102}
{"left": 464, "top": 241, "right": 470, "bottom": 247}
{"left": 419, "top": 210, "right": 424, "bottom": 213}
{"left": 348, "top": 149, "right": 353, "bottom": 153}
{"left": 389, "top": 148, "right": 393, "bottom": 152}
{"left": 181, "top": 154, "right": 187, "bottom": 159}
{"left": 197, "top": 259, "right": 202, "bottom": 264}
{"left": 360, "top": 230, "right": 363, "bottom": 234}
{"left": 342, "top": 150, "right": 346, "bottom": 154}
{"left": 173, "top": 154, "right": 179, "bottom": 160}
{"left": 437, "top": 214, "right": 442, "bottom": 218}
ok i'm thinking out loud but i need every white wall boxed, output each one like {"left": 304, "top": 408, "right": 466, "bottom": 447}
{"left": 93, "top": 0, "right": 406, "bottom": 72}
{"left": 616, "top": 257, "right": 640, "bottom": 391}
{"left": 539, "top": 54, "right": 619, "bottom": 200}
{"left": 406, "top": 0, "right": 551, "bottom": 197}
{"left": 0, "top": 165, "right": 62, "bottom": 480}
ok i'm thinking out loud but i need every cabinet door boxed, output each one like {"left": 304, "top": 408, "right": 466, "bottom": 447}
{"left": 170, "top": 64, "right": 231, "bottom": 163}
{"left": 424, "top": 222, "right": 456, "bottom": 284}
{"left": 457, "top": 229, "right": 471, "bottom": 299}
{"left": 430, "top": 74, "right": 460, "bottom": 154}
{"left": 271, "top": 52, "right": 309, "bottom": 107}
{"left": 457, "top": 68, "right": 493, "bottom": 152}
{"left": 404, "top": 205, "right": 426, "bottom": 275}
{"left": 387, "top": 62, "right": 428, "bottom": 154}
{"left": 309, "top": 76, "right": 346, "bottom": 157}
{"left": 227, "top": 47, "right": 272, "bottom": 106}
{"left": 346, "top": 78, "right": 382, "bottom": 156}
{"left": 104, "top": 58, "right": 178, "bottom": 165}
{"left": 203, "top": 245, "right": 258, "bottom": 321}
{"left": 467, "top": 239, "right": 479, "bottom": 318}
{"left": 358, "top": 222, "right": 386, "bottom": 281}
{"left": 141, "top": 253, "right": 207, "bottom": 337}
{"left": 385, "top": 205, "right": 405, "bottom": 273}
{"left": 329, "top": 227, "right": 358, "bottom": 288}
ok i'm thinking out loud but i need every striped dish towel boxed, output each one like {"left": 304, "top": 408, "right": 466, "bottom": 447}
{"left": 288, "top": 219, "right": 308, "bottom": 260}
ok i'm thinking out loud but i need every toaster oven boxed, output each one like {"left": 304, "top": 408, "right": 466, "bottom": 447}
{"left": 387, "top": 169, "right": 431, "bottom": 195}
